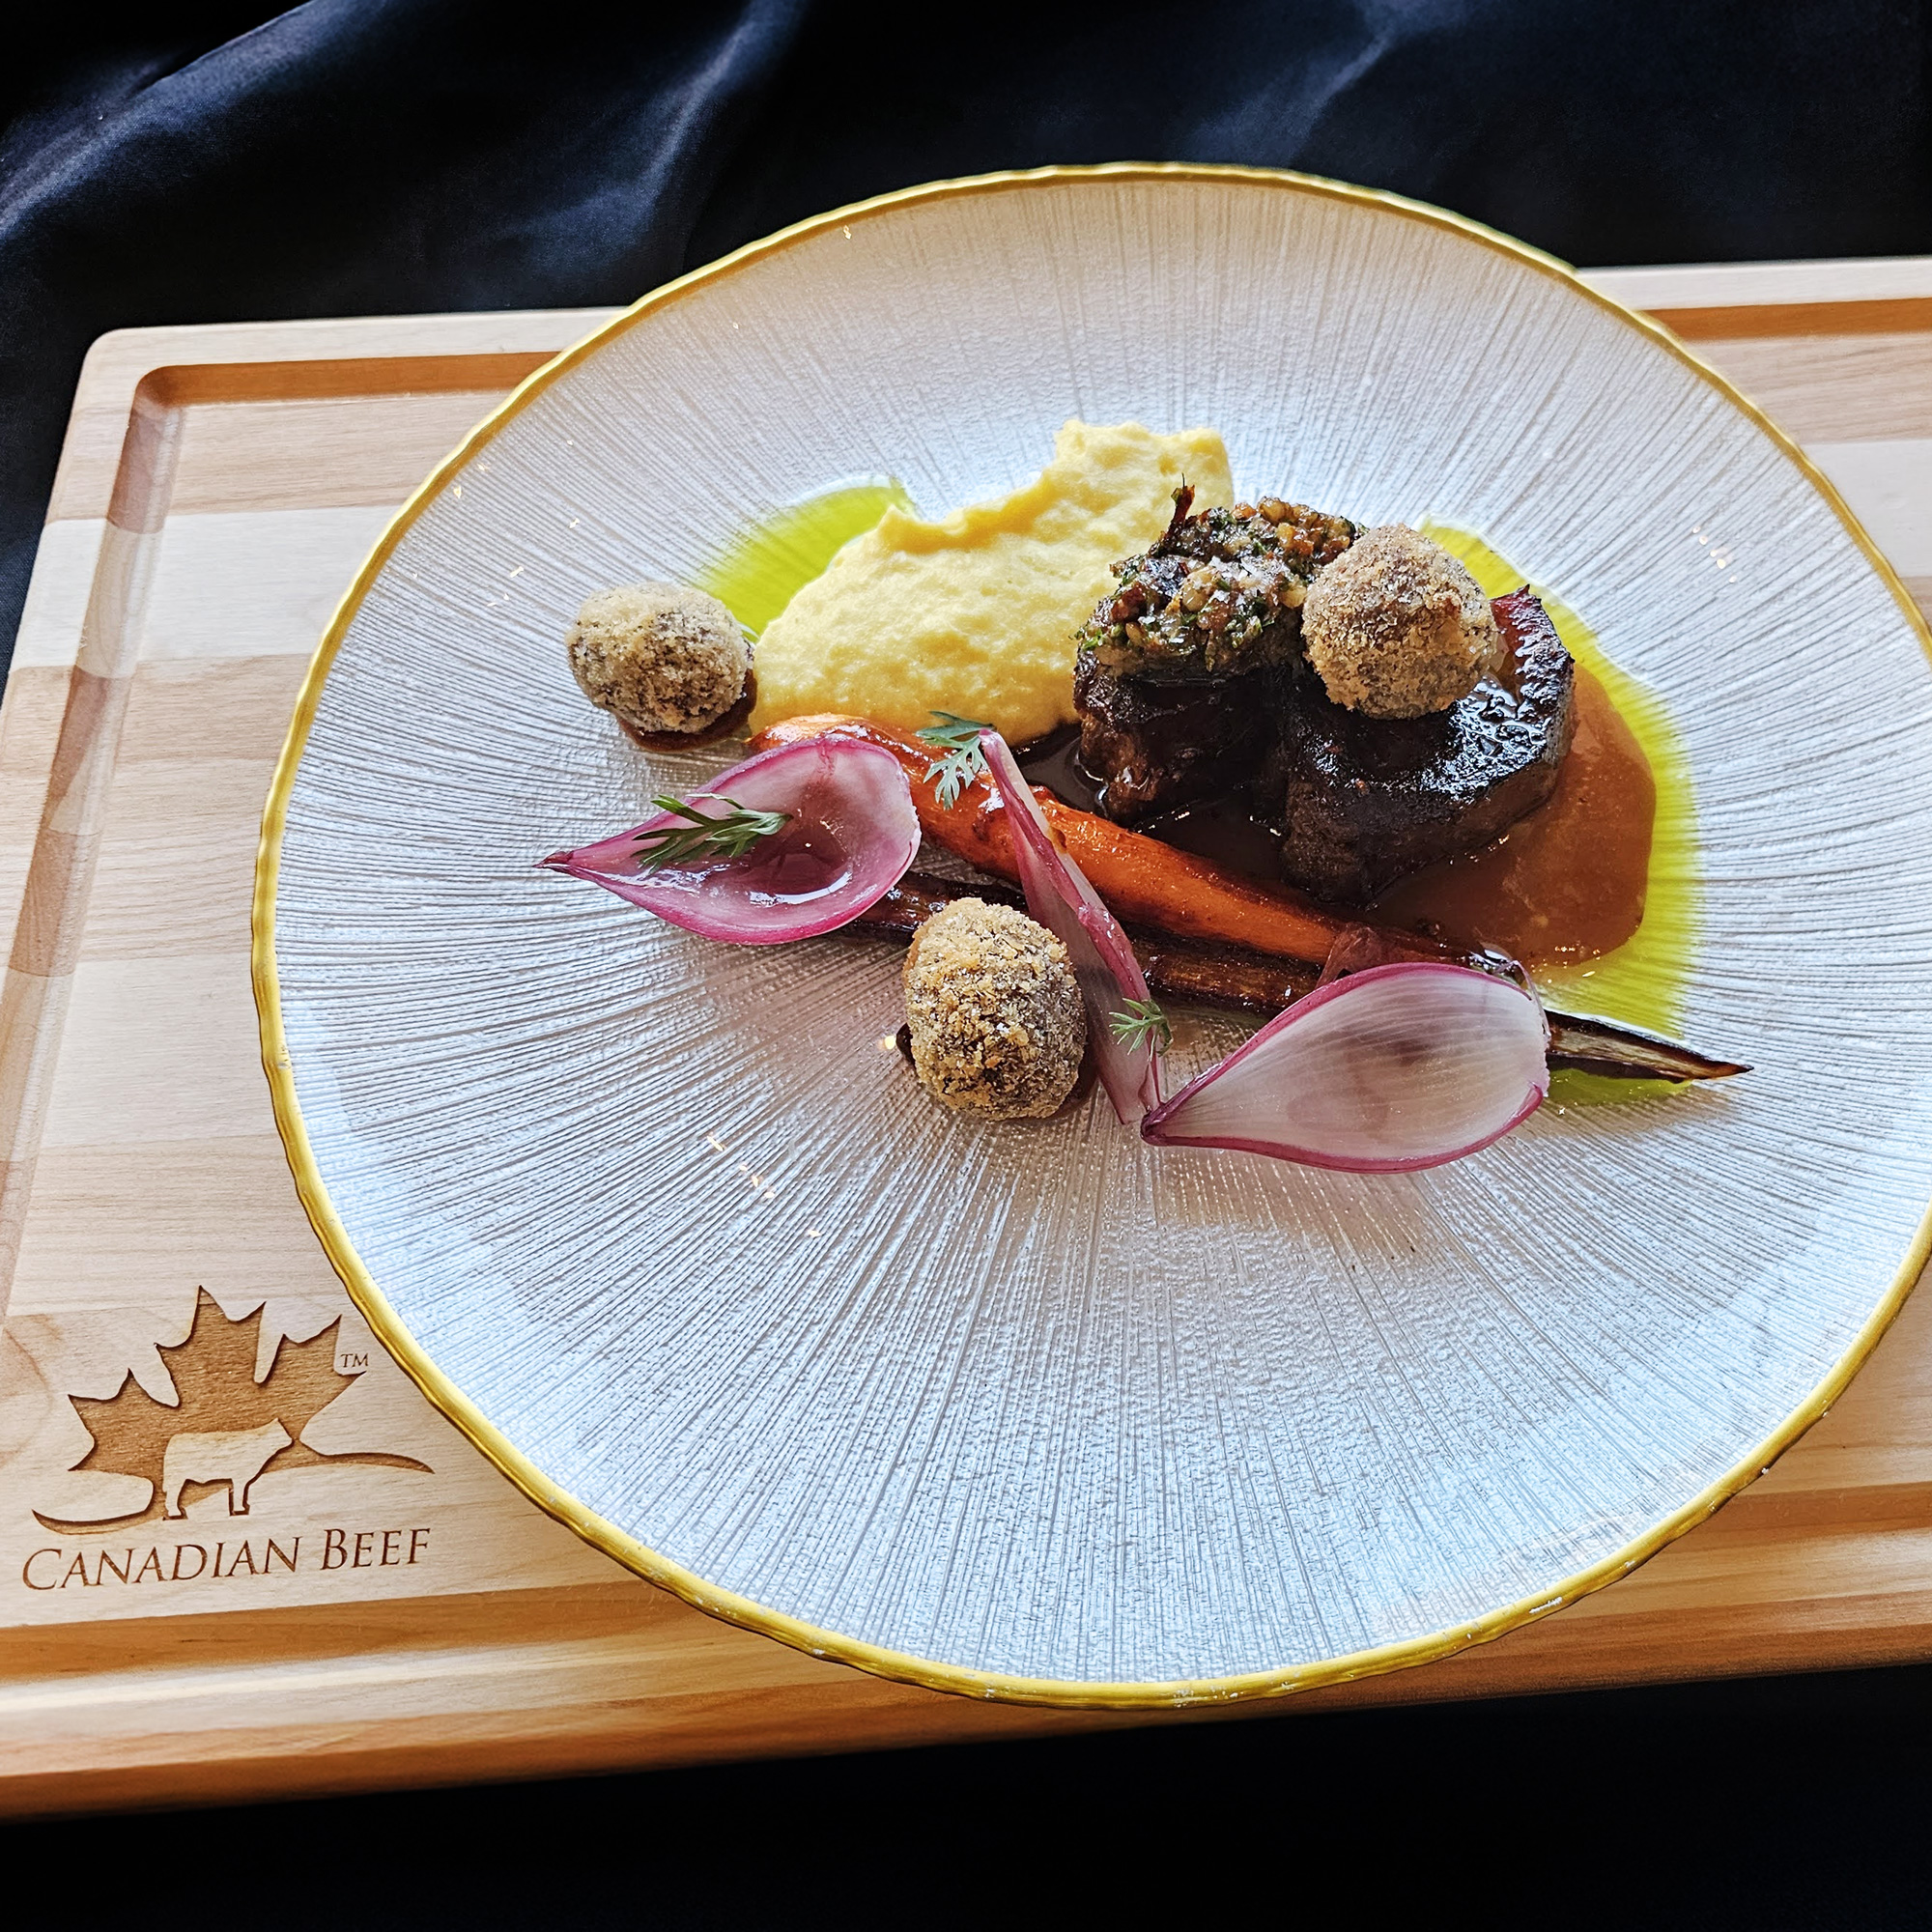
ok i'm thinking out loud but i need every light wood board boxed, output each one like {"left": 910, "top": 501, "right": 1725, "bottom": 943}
{"left": 5, "top": 267, "right": 1932, "bottom": 1817}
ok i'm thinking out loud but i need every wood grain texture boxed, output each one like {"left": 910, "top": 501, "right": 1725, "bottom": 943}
{"left": 4, "top": 262, "right": 1932, "bottom": 1814}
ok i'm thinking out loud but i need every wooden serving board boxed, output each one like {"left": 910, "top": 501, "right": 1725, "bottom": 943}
{"left": 5, "top": 266, "right": 1932, "bottom": 1817}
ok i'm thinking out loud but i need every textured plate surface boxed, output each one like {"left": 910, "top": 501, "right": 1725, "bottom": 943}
{"left": 261, "top": 168, "right": 1932, "bottom": 1700}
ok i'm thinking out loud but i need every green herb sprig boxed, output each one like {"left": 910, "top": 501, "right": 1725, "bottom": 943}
{"left": 1109, "top": 998, "right": 1172, "bottom": 1055}
{"left": 916, "top": 711, "right": 994, "bottom": 809}
{"left": 633, "top": 794, "right": 790, "bottom": 871}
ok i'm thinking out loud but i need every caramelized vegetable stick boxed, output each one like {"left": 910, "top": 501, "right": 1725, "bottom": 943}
{"left": 750, "top": 714, "right": 1461, "bottom": 970}
{"left": 852, "top": 872, "right": 1747, "bottom": 1084}
{"left": 852, "top": 874, "right": 1321, "bottom": 1014}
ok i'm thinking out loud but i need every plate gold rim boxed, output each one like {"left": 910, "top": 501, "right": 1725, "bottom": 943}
{"left": 251, "top": 161, "right": 1932, "bottom": 1710}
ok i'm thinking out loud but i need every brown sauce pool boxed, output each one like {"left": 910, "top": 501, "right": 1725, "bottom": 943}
{"left": 1021, "top": 665, "right": 1655, "bottom": 970}
{"left": 1370, "top": 667, "right": 1655, "bottom": 966}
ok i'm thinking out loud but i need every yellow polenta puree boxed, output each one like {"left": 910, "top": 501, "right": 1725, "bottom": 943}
{"left": 747, "top": 420, "right": 1233, "bottom": 742}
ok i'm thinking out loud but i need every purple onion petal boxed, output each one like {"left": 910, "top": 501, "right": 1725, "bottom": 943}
{"left": 980, "top": 729, "right": 1161, "bottom": 1123}
{"left": 539, "top": 737, "right": 920, "bottom": 944}
{"left": 1141, "top": 962, "right": 1548, "bottom": 1171}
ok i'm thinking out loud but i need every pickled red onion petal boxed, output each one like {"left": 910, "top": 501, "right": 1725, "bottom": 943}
{"left": 1141, "top": 961, "right": 1548, "bottom": 1171}
{"left": 980, "top": 729, "right": 1162, "bottom": 1123}
{"left": 538, "top": 736, "right": 919, "bottom": 944}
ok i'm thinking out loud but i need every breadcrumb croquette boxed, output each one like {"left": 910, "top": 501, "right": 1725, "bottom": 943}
{"left": 1301, "top": 526, "right": 1502, "bottom": 718}
{"left": 902, "top": 899, "right": 1087, "bottom": 1118}
{"left": 566, "top": 582, "right": 751, "bottom": 735}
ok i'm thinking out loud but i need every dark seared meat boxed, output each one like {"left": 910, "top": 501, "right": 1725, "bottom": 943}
{"left": 1071, "top": 488, "right": 1354, "bottom": 822}
{"left": 1277, "top": 588, "right": 1576, "bottom": 904}
{"left": 1075, "top": 488, "right": 1354, "bottom": 681}
{"left": 1073, "top": 652, "right": 1279, "bottom": 822}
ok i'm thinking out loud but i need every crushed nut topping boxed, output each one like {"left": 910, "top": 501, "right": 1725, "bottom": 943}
{"left": 1075, "top": 486, "right": 1355, "bottom": 680}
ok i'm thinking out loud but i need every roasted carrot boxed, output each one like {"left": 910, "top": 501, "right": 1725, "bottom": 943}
{"left": 750, "top": 713, "right": 1461, "bottom": 970}
{"left": 849, "top": 869, "right": 1321, "bottom": 1013}
{"left": 850, "top": 870, "right": 1747, "bottom": 1083}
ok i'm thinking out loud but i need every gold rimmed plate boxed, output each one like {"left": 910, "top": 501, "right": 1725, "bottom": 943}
{"left": 255, "top": 167, "right": 1932, "bottom": 1705}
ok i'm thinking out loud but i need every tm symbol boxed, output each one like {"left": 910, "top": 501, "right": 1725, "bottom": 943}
{"left": 338, "top": 1351, "right": 369, "bottom": 1371}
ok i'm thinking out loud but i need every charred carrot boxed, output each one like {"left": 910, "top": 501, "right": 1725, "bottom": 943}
{"left": 750, "top": 713, "right": 1459, "bottom": 970}
{"left": 850, "top": 869, "right": 1747, "bottom": 1084}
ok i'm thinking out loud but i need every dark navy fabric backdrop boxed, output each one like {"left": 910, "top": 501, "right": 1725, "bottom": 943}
{"left": 1, "top": 0, "right": 1927, "bottom": 665}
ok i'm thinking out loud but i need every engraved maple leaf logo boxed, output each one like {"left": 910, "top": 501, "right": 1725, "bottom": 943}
{"left": 35, "top": 1288, "right": 430, "bottom": 1533}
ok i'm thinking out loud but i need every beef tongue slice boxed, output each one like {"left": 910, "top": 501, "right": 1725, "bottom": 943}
{"left": 1073, "top": 652, "right": 1279, "bottom": 822}
{"left": 1278, "top": 588, "right": 1576, "bottom": 904}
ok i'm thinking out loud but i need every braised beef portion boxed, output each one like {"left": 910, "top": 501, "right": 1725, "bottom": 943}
{"left": 1073, "top": 652, "right": 1280, "bottom": 823}
{"left": 1072, "top": 488, "right": 1355, "bottom": 823}
{"left": 1277, "top": 588, "right": 1576, "bottom": 904}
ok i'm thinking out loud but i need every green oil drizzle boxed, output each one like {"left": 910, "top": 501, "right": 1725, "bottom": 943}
{"left": 691, "top": 480, "right": 912, "bottom": 639}
{"left": 1422, "top": 524, "right": 1700, "bottom": 1103}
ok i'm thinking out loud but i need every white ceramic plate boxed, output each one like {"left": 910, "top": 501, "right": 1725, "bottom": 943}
{"left": 258, "top": 166, "right": 1932, "bottom": 1704}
